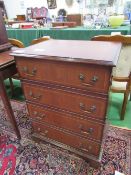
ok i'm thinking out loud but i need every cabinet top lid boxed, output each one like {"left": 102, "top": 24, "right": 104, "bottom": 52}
{"left": 12, "top": 39, "right": 122, "bottom": 66}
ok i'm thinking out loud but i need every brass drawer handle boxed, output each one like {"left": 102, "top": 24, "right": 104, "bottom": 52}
{"left": 79, "top": 125, "right": 94, "bottom": 135}
{"left": 79, "top": 143, "right": 92, "bottom": 152}
{"left": 37, "top": 128, "right": 48, "bottom": 136}
{"left": 22, "top": 66, "right": 37, "bottom": 77}
{"left": 29, "top": 91, "right": 42, "bottom": 100}
{"left": 79, "top": 74, "right": 98, "bottom": 87}
{"left": 33, "top": 111, "right": 46, "bottom": 120}
{"left": 80, "top": 103, "right": 96, "bottom": 113}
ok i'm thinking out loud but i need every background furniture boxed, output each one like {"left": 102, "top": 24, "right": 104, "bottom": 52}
{"left": 7, "top": 28, "right": 40, "bottom": 47}
{"left": 0, "top": 8, "right": 21, "bottom": 138}
{"left": 57, "top": 8, "right": 67, "bottom": 16}
{"left": 0, "top": 51, "right": 21, "bottom": 138}
{"left": 32, "top": 7, "right": 48, "bottom": 19}
{"left": 0, "top": 9, "right": 11, "bottom": 51}
{"left": 92, "top": 35, "right": 131, "bottom": 120}
{"left": 16, "top": 15, "right": 26, "bottom": 21}
{"left": 8, "top": 38, "right": 25, "bottom": 48}
{"left": 52, "top": 21, "right": 76, "bottom": 27}
{"left": 13, "top": 39, "right": 121, "bottom": 167}
{"left": 8, "top": 38, "right": 25, "bottom": 96}
{"left": 26, "top": 7, "right": 48, "bottom": 20}
{"left": 7, "top": 25, "right": 130, "bottom": 46}
{"left": 67, "top": 14, "right": 83, "bottom": 26}
{"left": 0, "top": 0, "right": 7, "bottom": 19}
{"left": 30, "top": 36, "right": 50, "bottom": 45}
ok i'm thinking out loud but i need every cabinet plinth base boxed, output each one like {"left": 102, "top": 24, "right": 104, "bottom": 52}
{"left": 32, "top": 133, "right": 101, "bottom": 169}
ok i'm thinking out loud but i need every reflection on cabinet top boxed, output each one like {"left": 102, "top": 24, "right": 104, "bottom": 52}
{"left": 12, "top": 39, "right": 121, "bottom": 66}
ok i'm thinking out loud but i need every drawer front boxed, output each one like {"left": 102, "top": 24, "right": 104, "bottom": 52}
{"left": 23, "top": 83, "right": 108, "bottom": 120}
{"left": 16, "top": 58, "right": 111, "bottom": 93}
{"left": 28, "top": 103, "right": 104, "bottom": 141}
{"left": 32, "top": 122, "right": 101, "bottom": 157}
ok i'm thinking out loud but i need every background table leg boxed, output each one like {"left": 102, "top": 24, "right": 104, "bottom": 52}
{"left": 0, "top": 80, "right": 21, "bottom": 139}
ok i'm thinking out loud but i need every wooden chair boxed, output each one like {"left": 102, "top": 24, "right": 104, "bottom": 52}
{"left": 31, "top": 36, "right": 50, "bottom": 45}
{"left": 8, "top": 38, "right": 25, "bottom": 48}
{"left": 8, "top": 38, "right": 25, "bottom": 96}
{"left": 92, "top": 35, "right": 131, "bottom": 120}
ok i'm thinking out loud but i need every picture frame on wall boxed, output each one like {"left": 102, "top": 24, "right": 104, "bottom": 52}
{"left": 108, "top": 0, "right": 114, "bottom": 7}
{"left": 85, "top": 0, "right": 108, "bottom": 8}
{"left": 47, "top": 0, "right": 57, "bottom": 9}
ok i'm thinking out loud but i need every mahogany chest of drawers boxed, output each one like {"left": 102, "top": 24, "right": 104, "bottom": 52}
{"left": 13, "top": 39, "right": 121, "bottom": 167}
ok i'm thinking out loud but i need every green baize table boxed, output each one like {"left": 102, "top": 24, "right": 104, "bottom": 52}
{"left": 7, "top": 25, "right": 130, "bottom": 47}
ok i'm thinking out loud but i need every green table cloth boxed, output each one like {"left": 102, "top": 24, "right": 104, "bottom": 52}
{"left": 7, "top": 25, "right": 130, "bottom": 47}
{"left": 7, "top": 28, "right": 40, "bottom": 47}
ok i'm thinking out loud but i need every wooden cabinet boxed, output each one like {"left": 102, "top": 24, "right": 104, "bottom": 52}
{"left": 13, "top": 39, "right": 121, "bottom": 167}
{"left": 0, "top": 0, "right": 7, "bottom": 19}
{"left": 52, "top": 22, "right": 76, "bottom": 27}
{"left": 67, "top": 14, "right": 83, "bottom": 26}
{"left": 0, "top": 8, "right": 11, "bottom": 51}
{"left": 16, "top": 59, "right": 111, "bottom": 93}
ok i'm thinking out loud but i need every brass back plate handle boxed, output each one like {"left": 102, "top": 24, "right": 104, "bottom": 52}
{"left": 22, "top": 66, "right": 37, "bottom": 77}
{"left": 29, "top": 91, "right": 42, "bottom": 100}
{"left": 80, "top": 103, "right": 96, "bottom": 113}
{"left": 79, "top": 73, "right": 98, "bottom": 87}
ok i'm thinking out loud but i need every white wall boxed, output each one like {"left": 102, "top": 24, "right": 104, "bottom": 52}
{"left": 3, "top": 0, "right": 81, "bottom": 19}
{"left": 3, "top": 0, "right": 126, "bottom": 20}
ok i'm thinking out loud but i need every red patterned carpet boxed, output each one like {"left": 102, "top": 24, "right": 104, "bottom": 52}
{"left": 0, "top": 99, "right": 131, "bottom": 175}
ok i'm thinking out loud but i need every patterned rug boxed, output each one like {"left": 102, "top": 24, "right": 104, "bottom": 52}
{"left": 0, "top": 99, "right": 131, "bottom": 175}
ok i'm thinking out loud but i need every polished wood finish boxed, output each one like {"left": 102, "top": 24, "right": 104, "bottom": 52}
{"left": 0, "top": 0, "right": 7, "bottom": 19}
{"left": 13, "top": 39, "right": 121, "bottom": 66}
{"left": 13, "top": 39, "right": 121, "bottom": 167}
{"left": 8, "top": 38, "right": 25, "bottom": 48}
{"left": 16, "top": 15, "right": 26, "bottom": 21}
{"left": 92, "top": 35, "right": 131, "bottom": 120}
{"left": 16, "top": 58, "right": 111, "bottom": 94}
{"left": 32, "top": 122, "right": 101, "bottom": 157}
{"left": 0, "top": 51, "right": 21, "bottom": 138}
{"left": 67, "top": 14, "right": 83, "bottom": 26}
{"left": 52, "top": 22, "right": 77, "bottom": 27}
{"left": 8, "top": 38, "right": 25, "bottom": 95}
{"left": 0, "top": 8, "right": 12, "bottom": 51}
{"left": 23, "top": 82, "right": 107, "bottom": 120}
{"left": 28, "top": 103, "right": 104, "bottom": 141}
{"left": 0, "top": 50, "right": 14, "bottom": 67}
{"left": 92, "top": 35, "right": 131, "bottom": 44}
{"left": 32, "top": 131, "right": 101, "bottom": 169}
{"left": 0, "top": 8, "right": 21, "bottom": 138}
{"left": 30, "top": 36, "right": 50, "bottom": 45}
